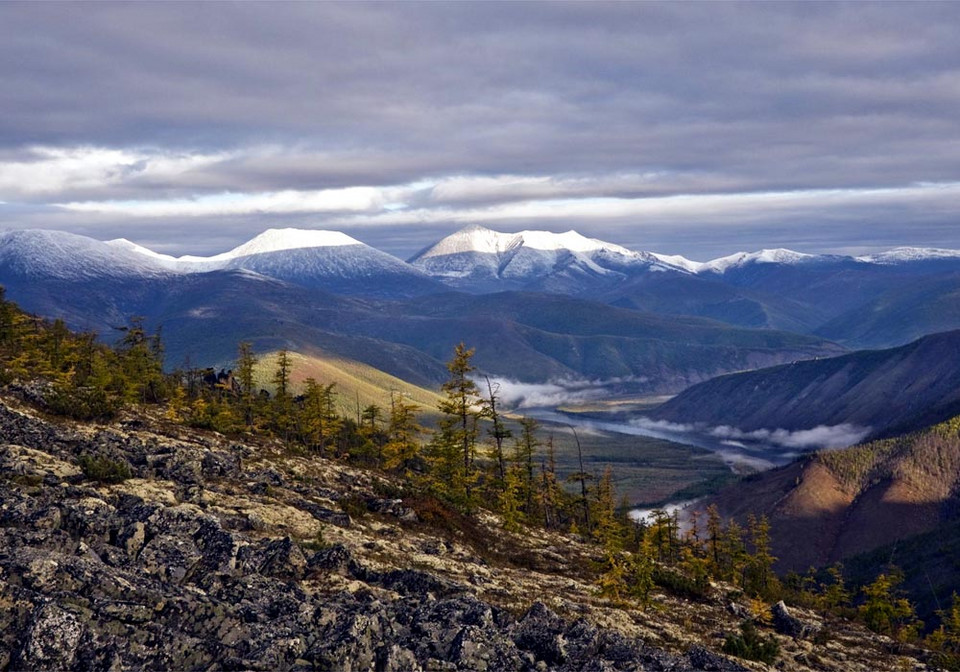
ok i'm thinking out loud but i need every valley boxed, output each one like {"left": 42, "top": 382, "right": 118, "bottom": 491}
{"left": 7, "top": 7, "right": 960, "bottom": 669}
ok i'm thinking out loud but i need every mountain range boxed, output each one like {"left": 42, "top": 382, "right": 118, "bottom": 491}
{"left": 3, "top": 224, "right": 960, "bottom": 394}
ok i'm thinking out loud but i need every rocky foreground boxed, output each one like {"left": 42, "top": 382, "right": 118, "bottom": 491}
{"left": 0, "top": 394, "right": 932, "bottom": 671}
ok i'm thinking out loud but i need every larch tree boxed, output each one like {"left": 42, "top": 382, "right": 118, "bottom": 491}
{"left": 481, "top": 376, "right": 511, "bottom": 484}
{"left": 236, "top": 341, "right": 258, "bottom": 426}
{"left": 429, "top": 343, "right": 482, "bottom": 509}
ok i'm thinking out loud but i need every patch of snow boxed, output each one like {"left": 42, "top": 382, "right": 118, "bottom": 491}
{"left": 649, "top": 252, "right": 703, "bottom": 273}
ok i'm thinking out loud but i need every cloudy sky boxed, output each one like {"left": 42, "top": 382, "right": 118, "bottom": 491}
{"left": 2, "top": 2, "right": 959, "bottom": 260}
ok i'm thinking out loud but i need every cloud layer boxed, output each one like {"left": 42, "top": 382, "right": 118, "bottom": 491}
{"left": 2, "top": 3, "right": 959, "bottom": 257}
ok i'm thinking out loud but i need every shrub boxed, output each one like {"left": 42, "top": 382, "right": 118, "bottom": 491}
{"left": 722, "top": 620, "right": 780, "bottom": 665}
{"left": 78, "top": 455, "right": 132, "bottom": 483}
{"left": 47, "top": 385, "right": 119, "bottom": 421}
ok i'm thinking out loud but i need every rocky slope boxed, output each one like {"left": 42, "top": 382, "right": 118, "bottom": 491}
{"left": 0, "top": 393, "right": 931, "bottom": 671}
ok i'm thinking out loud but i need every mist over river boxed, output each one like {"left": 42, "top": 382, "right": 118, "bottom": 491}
{"left": 522, "top": 408, "right": 805, "bottom": 473}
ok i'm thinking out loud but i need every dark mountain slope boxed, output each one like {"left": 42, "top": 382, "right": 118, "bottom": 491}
{"left": 650, "top": 329, "right": 960, "bottom": 436}
{"left": 816, "top": 272, "right": 960, "bottom": 348}
{"left": 600, "top": 272, "right": 825, "bottom": 333}
{"left": 341, "top": 292, "right": 844, "bottom": 388}
{"left": 0, "top": 249, "right": 844, "bottom": 392}
{"left": 705, "top": 415, "right": 960, "bottom": 572}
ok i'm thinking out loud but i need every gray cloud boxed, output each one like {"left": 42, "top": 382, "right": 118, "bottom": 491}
{"left": 1, "top": 2, "right": 959, "bottom": 257}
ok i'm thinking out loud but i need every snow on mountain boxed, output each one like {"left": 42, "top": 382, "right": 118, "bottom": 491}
{"left": 856, "top": 247, "right": 960, "bottom": 264}
{"left": 699, "top": 248, "right": 816, "bottom": 274}
{"left": 409, "top": 225, "right": 692, "bottom": 289}
{"left": 110, "top": 227, "right": 440, "bottom": 296}
{"left": 649, "top": 253, "right": 703, "bottom": 274}
{"left": 109, "top": 228, "right": 369, "bottom": 272}
{"left": 0, "top": 229, "right": 173, "bottom": 280}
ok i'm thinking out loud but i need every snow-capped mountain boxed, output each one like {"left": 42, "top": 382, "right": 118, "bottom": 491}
{"left": 0, "top": 229, "right": 174, "bottom": 281}
{"left": 855, "top": 247, "right": 960, "bottom": 264}
{"left": 0, "top": 228, "right": 441, "bottom": 299}
{"left": 109, "top": 228, "right": 443, "bottom": 297}
{"left": 697, "top": 248, "right": 818, "bottom": 274}
{"left": 408, "top": 225, "right": 692, "bottom": 293}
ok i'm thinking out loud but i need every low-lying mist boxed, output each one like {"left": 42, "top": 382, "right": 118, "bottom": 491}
{"left": 629, "top": 417, "right": 871, "bottom": 450}
{"left": 475, "top": 376, "right": 648, "bottom": 409}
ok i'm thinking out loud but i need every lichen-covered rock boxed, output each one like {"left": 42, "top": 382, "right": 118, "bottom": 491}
{"left": 0, "top": 396, "right": 933, "bottom": 672}
{"left": 20, "top": 605, "right": 84, "bottom": 671}
{"left": 772, "top": 600, "right": 822, "bottom": 640}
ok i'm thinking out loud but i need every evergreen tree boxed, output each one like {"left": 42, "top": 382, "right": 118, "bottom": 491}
{"left": 745, "top": 514, "right": 777, "bottom": 597}
{"left": 859, "top": 570, "right": 922, "bottom": 642}
{"left": 513, "top": 417, "right": 540, "bottom": 514}
{"left": 271, "top": 349, "right": 294, "bottom": 439}
{"left": 116, "top": 316, "right": 166, "bottom": 404}
{"left": 439, "top": 343, "right": 481, "bottom": 474}
{"left": 429, "top": 343, "right": 482, "bottom": 509}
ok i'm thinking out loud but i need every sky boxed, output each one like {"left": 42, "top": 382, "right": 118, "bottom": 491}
{"left": 1, "top": 2, "right": 960, "bottom": 261}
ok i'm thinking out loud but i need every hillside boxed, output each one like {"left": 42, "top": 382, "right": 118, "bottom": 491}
{"left": 252, "top": 350, "right": 446, "bottom": 417}
{"left": 704, "top": 416, "right": 960, "bottom": 572}
{"left": 649, "top": 329, "right": 960, "bottom": 437}
{"left": 815, "top": 272, "right": 960, "bottom": 348}
{"left": 0, "top": 393, "right": 931, "bottom": 672}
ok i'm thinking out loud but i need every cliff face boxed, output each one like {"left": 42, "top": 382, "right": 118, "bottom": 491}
{"left": 0, "top": 394, "right": 930, "bottom": 671}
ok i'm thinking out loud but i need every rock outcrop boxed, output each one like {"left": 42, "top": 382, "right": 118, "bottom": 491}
{"left": 0, "top": 396, "right": 930, "bottom": 671}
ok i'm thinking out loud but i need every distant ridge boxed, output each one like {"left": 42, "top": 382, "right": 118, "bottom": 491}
{"left": 6, "top": 226, "right": 960, "bottom": 356}
{"left": 649, "top": 329, "right": 960, "bottom": 438}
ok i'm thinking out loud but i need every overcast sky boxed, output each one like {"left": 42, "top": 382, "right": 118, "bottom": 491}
{"left": 1, "top": 2, "right": 959, "bottom": 260}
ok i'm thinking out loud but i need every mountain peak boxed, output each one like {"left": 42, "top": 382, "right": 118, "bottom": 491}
{"left": 856, "top": 246, "right": 960, "bottom": 264}
{"left": 212, "top": 228, "right": 363, "bottom": 261}
{"left": 701, "top": 248, "right": 813, "bottom": 273}
{"left": 413, "top": 225, "right": 636, "bottom": 261}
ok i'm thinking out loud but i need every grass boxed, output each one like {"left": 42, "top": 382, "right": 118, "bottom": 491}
{"left": 253, "top": 350, "right": 446, "bottom": 419}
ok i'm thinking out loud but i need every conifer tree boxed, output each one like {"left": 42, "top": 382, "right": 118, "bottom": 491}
{"left": 429, "top": 343, "right": 482, "bottom": 508}
{"left": 513, "top": 417, "right": 540, "bottom": 514}
{"left": 481, "top": 376, "right": 511, "bottom": 483}
{"left": 302, "top": 378, "right": 341, "bottom": 456}
{"left": 539, "top": 435, "right": 563, "bottom": 529}
{"left": 383, "top": 392, "right": 423, "bottom": 477}
{"left": 236, "top": 341, "right": 258, "bottom": 426}
{"left": 271, "top": 349, "right": 294, "bottom": 439}
{"left": 439, "top": 343, "right": 481, "bottom": 474}
{"left": 116, "top": 316, "right": 166, "bottom": 404}
{"left": 746, "top": 514, "right": 777, "bottom": 597}
{"left": 859, "top": 570, "right": 922, "bottom": 642}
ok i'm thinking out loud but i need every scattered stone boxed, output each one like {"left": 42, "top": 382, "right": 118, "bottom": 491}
{"left": 772, "top": 600, "right": 822, "bottom": 640}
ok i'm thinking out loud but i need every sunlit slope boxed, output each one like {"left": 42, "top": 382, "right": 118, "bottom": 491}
{"left": 253, "top": 350, "right": 445, "bottom": 417}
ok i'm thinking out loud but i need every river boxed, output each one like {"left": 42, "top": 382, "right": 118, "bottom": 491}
{"left": 522, "top": 407, "right": 806, "bottom": 473}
